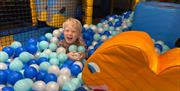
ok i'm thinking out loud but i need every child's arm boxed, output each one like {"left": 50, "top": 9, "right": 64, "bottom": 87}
{"left": 67, "top": 52, "right": 86, "bottom": 61}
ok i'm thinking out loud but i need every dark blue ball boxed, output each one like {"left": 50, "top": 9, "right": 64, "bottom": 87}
{"left": 44, "top": 73, "right": 57, "bottom": 83}
{"left": 100, "top": 19, "right": 105, "bottom": 23}
{"left": 7, "top": 71, "right": 23, "bottom": 85}
{"left": 27, "top": 59, "right": 37, "bottom": 65}
{"left": 94, "top": 44, "right": 100, "bottom": 50}
{"left": 108, "top": 22, "right": 113, "bottom": 26}
{"left": 75, "top": 87, "right": 88, "bottom": 91}
{"left": 88, "top": 49, "right": 94, "bottom": 57}
{"left": 155, "top": 43, "right": 163, "bottom": 52}
{"left": 2, "top": 46, "right": 14, "bottom": 57}
{"left": 103, "top": 31, "right": 111, "bottom": 37}
{"left": 39, "top": 36, "right": 48, "bottom": 42}
{"left": 114, "top": 21, "right": 122, "bottom": 27}
{"left": 60, "top": 64, "right": 70, "bottom": 69}
{"left": 82, "top": 27, "right": 86, "bottom": 33}
{"left": 87, "top": 28, "right": 94, "bottom": 36}
{"left": 83, "top": 32, "right": 90, "bottom": 40}
{"left": 85, "top": 40, "right": 92, "bottom": 47}
{"left": 64, "top": 59, "right": 74, "bottom": 66}
{"left": 24, "top": 67, "right": 38, "bottom": 79}
{"left": 70, "top": 64, "right": 82, "bottom": 77}
{"left": 36, "top": 70, "right": 47, "bottom": 81}
{"left": 0, "top": 70, "right": 7, "bottom": 84}
{"left": 27, "top": 38, "right": 37, "bottom": 45}
{"left": 26, "top": 44, "right": 38, "bottom": 54}
{"left": 2, "top": 87, "right": 14, "bottom": 91}
{"left": 14, "top": 47, "right": 26, "bottom": 57}
{"left": 37, "top": 57, "right": 48, "bottom": 65}
{"left": 59, "top": 34, "right": 64, "bottom": 40}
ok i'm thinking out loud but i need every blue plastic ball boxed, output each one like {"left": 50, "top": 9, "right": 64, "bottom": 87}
{"left": 83, "top": 32, "right": 90, "bottom": 40}
{"left": 2, "top": 46, "right": 14, "bottom": 57}
{"left": 0, "top": 70, "right": 7, "bottom": 84}
{"left": 60, "top": 64, "right": 70, "bottom": 69}
{"left": 44, "top": 73, "right": 57, "bottom": 83}
{"left": 39, "top": 36, "right": 48, "bottom": 42}
{"left": 155, "top": 43, "right": 163, "bottom": 52}
{"left": 87, "top": 28, "right": 94, "bottom": 36}
{"left": 70, "top": 64, "right": 82, "bottom": 77}
{"left": 88, "top": 49, "right": 94, "bottom": 57}
{"left": 25, "top": 44, "right": 38, "bottom": 54}
{"left": 103, "top": 31, "right": 111, "bottom": 37}
{"left": 14, "top": 47, "right": 26, "bottom": 57}
{"left": 64, "top": 59, "right": 74, "bottom": 66}
{"left": 7, "top": 71, "right": 23, "bottom": 85}
{"left": 2, "top": 86, "right": 14, "bottom": 91}
{"left": 24, "top": 67, "right": 38, "bottom": 79}
{"left": 37, "top": 57, "right": 48, "bottom": 65}
{"left": 27, "top": 59, "right": 37, "bottom": 65}
{"left": 36, "top": 70, "right": 47, "bottom": 81}
{"left": 85, "top": 40, "right": 92, "bottom": 47}
{"left": 27, "top": 38, "right": 37, "bottom": 45}
{"left": 114, "top": 21, "right": 122, "bottom": 27}
{"left": 108, "top": 22, "right": 113, "bottom": 26}
{"left": 0, "top": 51, "right": 9, "bottom": 62}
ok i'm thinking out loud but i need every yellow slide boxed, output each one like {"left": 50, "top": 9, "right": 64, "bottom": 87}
{"left": 82, "top": 31, "right": 180, "bottom": 91}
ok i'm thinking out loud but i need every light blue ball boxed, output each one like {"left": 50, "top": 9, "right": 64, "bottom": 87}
{"left": 62, "top": 82, "right": 76, "bottom": 91}
{"left": 19, "top": 52, "right": 32, "bottom": 63}
{"left": 68, "top": 45, "right": 77, "bottom": 52}
{"left": 97, "top": 23, "right": 103, "bottom": 27}
{"left": 0, "top": 51, "right": 9, "bottom": 62}
{"left": 39, "top": 41, "right": 49, "bottom": 50}
{"left": 109, "top": 26, "right": 115, "bottom": 31}
{"left": 14, "top": 78, "right": 33, "bottom": 91}
{"left": 49, "top": 52, "right": 58, "bottom": 59}
{"left": 78, "top": 46, "right": 86, "bottom": 52}
{"left": 162, "top": 44, "right": 170, "bottom": 53}
{"left": 93, "top": 33, "right": 101, "bottom": 41}
{"left": 11, "top": 41, "right": 22, "bottom": 49}
{"left": 111, "top": 31, "right": 117, "bottom": 36}
{"left": 49, "top": 43, "right": 57, "bottom": 51}
{"left": 49, "top": 58, "right": 59, "bottom": 65}
{"left": 40, "top": 62, "right": 51, "bottom": 71}
{"left": 58, "top": 53, "right": 68, "bottom": 63}
{"left": 71, "top": 78, "right": 81, "bottom": 88}
{"left": 45, "top": 33, "right": 53, "bottom": 40}
{"left": 40, "top": 53, "right": 49, "bottom": 59}
{"left": 9, "top": 60, "right": 23, "bottom": 71}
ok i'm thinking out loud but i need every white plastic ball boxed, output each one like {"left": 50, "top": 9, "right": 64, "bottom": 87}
{"left": 58, "top": 28, "right": 64, "bottom": 33}
{"left": 45, "top": 82, "right": 59, "bottom": 91}
{"left": 0, "top": 62, "right": 8, "bottom": 70}
{"left": 108, "top": 17, "right": 114, "bottom": 21}
{"left": 11, "top": 41, "right": 22, "bottom": 49}
{"left": 0, "top": 84, "right": 5, "bottom": 90}
{"left": 53, "top": 29, "right": 61, "bottom": 37}
{"left": 43, "top": 49, "right": 52, "bottom": 55}
{"left": 92, "top": 41, "right": 98, "bottom": 46}
{"left": 103, "top": 24, "right": 109, "bottom": 28}
{"left": 56, "top": 47, "right": 66, "bottom": 54}
{"left": 83, "top": 24, "right": 89, "bottom": 29}
{"left": 73, "top": 61, "right": 83, "bottom": 70}
{"left": 45, "top": 33, "right": 53, "bottom": 40}
{"left": 35, "top": 51, "right": 41, "bottom": 58}
{"left": 88, "top": 45, "right": 94, "bottom": 50}
{"left": 91, "top": 25, "right": 97, "bottom": 31}
{"left": 32, "top": 81, "right": 46, "bottom": 91}
{"left": 57, "top": 75, "right": 71, "bottom": 86}
{"left": 156, "top": 40, "right": 164, "bottom": 45}
{"left": 50, "top": 37, "right": 59, "bottom": 44}
{"left": 97, "top": 28, "right": 104, "bottom": 34}
{"left": 30, "top": 64, "right": 39, "bottom": 71}
{"left": 101, "top": 35, "right": 108, "bottom": 41}
{"left": 48, "top": 65, "right": 60, "bottom": 76}
{"left": 59, "top": 67, "right": 71, "bottom": 77}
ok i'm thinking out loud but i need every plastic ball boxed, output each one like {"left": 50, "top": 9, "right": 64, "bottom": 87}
{"left": 71, "top": 78, "right": 81, "bottom": 88}
{"left": 97, "top": 23, "right": 103, "bottom": 28}
{"left": 2, "top": 46, "right": 14, "bottom": 57}
{"left": 162, "top": 44, "right": 170, "bottom": 52}
{"left": 49, "top": 52, "right": 58, "bottom": 59}
{"left": 97, "top": 28, "right": 104, "bottom": 34}
{"left": 27, "top": 59, "right": 37, "bottom": 65}
{"left": 50, "top": 37, "right": 58, "bottom": 44}
{"left": 109, "top": 26, "right": 115, "bottom": 31}
{"left": 70, "top": 64, "right": 82, "bottom": 77}
{"left": 39, "top": 53, "right": 49, "bottom": 59}
{"left": 64, "top": 59, "right": 74, "bottom": 66}
{"left": 27, "top": 38, "right": 37, "bottom": 45}
{"left": 156, "top": 40, "right": 164, "bottom": 45}
{"left": 0, "top": 51, "right": 9, "bottom": 62}
{"left": 57, "top": 75, "right": 71, "bottom": 86}
{"left": 108, "top": 21, "right": 113, "bottom": 26}
{"left": 14, "top": 78, "right": 33, "bottom": 91}
{"left": 58, "top": 28, "right": 64, "bottom": 33}
{"left": 85, "top": 40, "right": 92, "bottom": 47}
{"left": 77, "top": 46, "right": 86, "bottom": 53}
{"left": 2, "top": 86, "right": 14, "bottom": 91}
{"left": 58, "top": 53, "right": 68, "bottom": 63}
{"left": 83, "top": 32, "right": 90, "bottom": 40}
{"left": 43, "top": 49, "right": 52, "bottom": 55}
{"left": 45, "top": 82, "right": 59, "bottom": 91}
{"left": 77, "top": 73, "right": 82, "bottom": 80}
{"left": 9, "top": 60, "right": 23, "bottom": 71}
{"left": 26, "top": 44, "right": 38, "bottom": 54}
{"left": 155, "top": 43, "right": 163, "bottom": 52}
{"left": 14, "top": 47, "right": 26, "bottom": 57}
{"left": 11, "top": 41, "right": 22, "bottom": 49}
{"left": 91, "top": 25, "right": 97, "bottom": 31}
{"left": 62, "top": 81, "right": 76, "bottom": 91}
{"left": 68, "top": 45, "right": 77, "bottom": 52}
{"left": 45, "top": 33, "right": 53, "bottom": 40}
{"left": 93, "top": 33, "right": 101, "bottom": 41}
{"left": 32, "top": 81, "right": 46, "bottom": 91}
{"left": 103, "top": 31, "right": 111, "bottom": 37}
{"left": 56, "top": 47, "right": 66, "bottom": 54}
{"left": 73, "top": 61, "right": 83, "bottom": 70}
{"left": 24, "top": 67, "right": 38, "bottom": 79}
{"left": 111, "top": 31, "right": 117, "bottom": 36}
{"left": 36, "top": 70, "right": 47, "bottom": 81}
{"left": 37, "top": 57, "right": 48, "bottom": 65}
{"left": 88, "top": 49, "right": 94, "bottom": 57}
{"left": 101, "top": 35, "right": 108, "bottom": 41}
{"left": 44, "top": 73, "right": 57, "bottom": 83}
{"left": 59, "top": 33, "right": 64, "bottom": 40}
{"left": 30, "top": 64, "right": 39, "bottom": 71}
{"left": 0, "top": 70, "right": 7, "bottom": 84}
{"left": 83, "top": 24, "right": 89, "bottom": 29}
{"left": 49, "top": 43, "right": 57, "bottom": 51}
{"left": 48, "top": 65, "right": 59, "bottom": 76}
{"left": 59, "top": 67, "right": 71, "bottom": 77}
{"left": 39, "top": 62, "right": 51, "bottom": 71}
{"left": 7, "top": 71, "right": 23, "bottom": 85}
{"left": 39, "top": 41, "right": 49, "bottom": 50}
{"left": 114, "top": 21, "right": 122, "bottom": 27}
{"left": 39, "top": 36, "right": 48, "bottom": 42}
{"left": 0, "top": 85, "right": 5, "bottom": 90}
{"left": 49, "top": 58, "right": 59, "bottom": 65}
{"left": 0, "top": 63, "right": 7, "bottom": 70}
{"left": 53, "top": 29, "right": 61, "bottom": 37}
{"left": 88, "top": 45, "right": 94, "bottom": 50}
{"left": 19, "top": 52, "right": 32, "bottom": 63}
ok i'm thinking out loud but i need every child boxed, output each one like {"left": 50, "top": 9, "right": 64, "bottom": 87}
{"left": 58, "top": 18, "right": 86, "bottom": 61}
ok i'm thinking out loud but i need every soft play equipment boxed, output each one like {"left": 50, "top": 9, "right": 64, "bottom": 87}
{"left": 132, "top": 2, "right": 180, "bottom": 48}
{"left": 35, "top": 0, "right": 47, "bottom": 21}
{"left": 82, "top": 31, "right": 180, "bottom": 91}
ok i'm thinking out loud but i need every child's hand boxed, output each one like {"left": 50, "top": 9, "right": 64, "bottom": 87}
{"left": 67, "top": 52, "right": 84, "bottom": 61}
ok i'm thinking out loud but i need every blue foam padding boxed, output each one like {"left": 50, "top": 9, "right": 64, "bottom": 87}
{"left": 132, "top": 2, "right": 180, "bottom": 48}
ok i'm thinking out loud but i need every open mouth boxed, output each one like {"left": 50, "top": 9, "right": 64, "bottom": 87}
{"left": 67, "top": 37, "right": 73, "bottom": 41}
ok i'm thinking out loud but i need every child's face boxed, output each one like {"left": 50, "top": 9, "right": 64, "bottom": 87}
{"left": 64, "top": 25, "right": 79, "bottom": 44}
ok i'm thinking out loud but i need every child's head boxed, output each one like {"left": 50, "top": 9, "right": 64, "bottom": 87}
{"left": 63, "top": 18, "right": 82, "bottom": 44}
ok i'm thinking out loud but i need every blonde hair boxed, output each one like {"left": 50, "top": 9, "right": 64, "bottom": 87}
{"left": 62, "top": 17, "right": 82, "bottom": 34}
